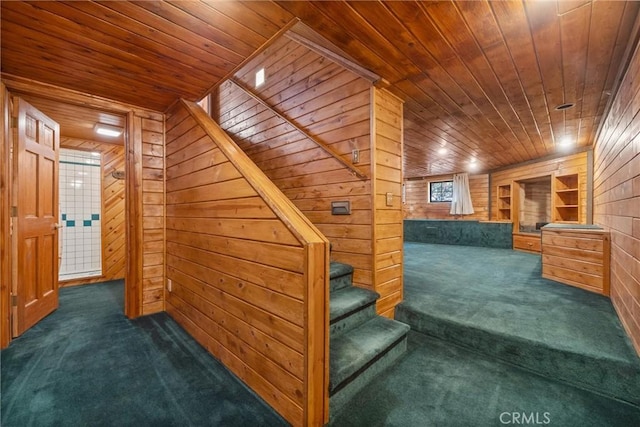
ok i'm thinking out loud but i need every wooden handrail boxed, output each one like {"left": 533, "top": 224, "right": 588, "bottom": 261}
{"left": 228, "top": 78, "right": 367, "bottom": 180}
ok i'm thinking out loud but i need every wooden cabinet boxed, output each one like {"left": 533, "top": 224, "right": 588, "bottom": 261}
{"left": 513, "top": 232, "right": 541, "bottom": 253}
{"left": 541, "top": 225, "right": 610, "bottom": 296}
{"left": 552, "top": 172, "right": 579, "bottom": 223}
{"left": 497, "top": 184, "right": 512, "bottom": 220}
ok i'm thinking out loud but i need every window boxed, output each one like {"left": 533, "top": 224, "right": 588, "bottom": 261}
{"left": 429, "top": 180, "right": 453, "bottom": 202}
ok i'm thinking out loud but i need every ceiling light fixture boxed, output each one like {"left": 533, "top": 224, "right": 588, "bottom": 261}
{"left": 255, "top": 68, "right": 265, "bottom": 88}
{"left": 437, "top": 147, "right": 448, "bottom": 155}
{"left": 558, "top": 136, "right": 574, "bottom": 151}
{"left": 94, "top": 123, "right": 123, "bottom": 137}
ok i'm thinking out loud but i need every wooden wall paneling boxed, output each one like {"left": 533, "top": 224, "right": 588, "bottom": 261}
{"left": 403, "top": 173, "right": 489, "bottom": 220}
{"left": 213, "top": 36, "right": 374, "bottom": 291}
{"left": 490, "top": 152, "right": 589, "bottom": 224}
{"left": 0, "top": 77, "right": 164, "bottom": 327}
{"left": 593, "top": 33, "right": 640, "bottom": 356}
{"left": 165, "top": 100, "right": 328, "bottom": 425}
{"left": 372, "top": 88, "right": 404, "bottom": 318}
{"left": 140, "top": 117, "right": 164, "bottom": 315}
{"left": 58, "top": 138, "right": 126, "bottom": 287}
{"left": 125, "top": 112, "right": 143, "bottom": 318}
{"left": 228, "top": 78, "right": 366, "bottom": 179}
{"left": 0, "top": 82, "right": 10, "bottom": 348}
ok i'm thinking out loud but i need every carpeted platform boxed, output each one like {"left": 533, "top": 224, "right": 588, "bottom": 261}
{"left": 0, "top": 280, "right": 286, "bottom": 427}
{"left": 396, "top": 242, "right": 640, "bottom": 405}
{"left": 330, "top": 331, "right": 640, "bottom": 426}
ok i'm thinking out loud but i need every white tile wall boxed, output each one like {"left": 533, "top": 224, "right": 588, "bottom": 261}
{"left": 59, "top": 149, "right": 102, "bottom": 281}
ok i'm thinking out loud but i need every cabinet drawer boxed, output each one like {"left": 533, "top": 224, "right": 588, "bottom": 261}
{"left": 513, "top": 234, "right": 541, "bottom": 252}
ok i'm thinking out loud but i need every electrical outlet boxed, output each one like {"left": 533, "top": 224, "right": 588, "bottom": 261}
{"left": 167, "top": 279, "right": 172, "bottom": 292}
{"left": 352, "top": 149, "right": 360, "bottom": 164}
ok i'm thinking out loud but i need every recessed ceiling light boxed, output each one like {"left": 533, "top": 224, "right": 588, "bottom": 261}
{"left": 555, "top": 103, "right": 575, "bottom": 111}
{"left": 437, "top": 147, "right": 447, "bottom": 155}
{"left": 255, "top": 68, "right": 265, "bottom": 88}
{"left": 469, "top": 157, "right": 477, "bottom": 164}
{"left": 94, "top": 123, "right": 123, "bottom": 137}
{"left": 558, "top": 136, "right": 574, "bottom": 151}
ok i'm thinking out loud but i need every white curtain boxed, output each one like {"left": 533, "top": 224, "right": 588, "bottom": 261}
{"left": 450, "top": 173, "right": 475, "bottom": 215}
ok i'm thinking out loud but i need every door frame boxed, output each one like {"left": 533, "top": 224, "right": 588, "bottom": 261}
{"left": 0, "top": 77, "right": 157, "bottom": 348}
{"left": 1, "top": 82, "right": 12, "bottom": 348}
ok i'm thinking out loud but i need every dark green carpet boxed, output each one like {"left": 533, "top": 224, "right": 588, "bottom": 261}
{"left": 396, "top": 242, "right": 640, "bottom": 404}
{"left": 0, "top": 280, "right": 286, "bottom": 427}
{"left": 330, "top": 331, "right": 640, "bottom": 426}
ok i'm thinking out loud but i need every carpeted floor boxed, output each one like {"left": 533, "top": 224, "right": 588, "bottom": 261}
{"left": 0, "top": 280, "right": 286, "bottom": 427}
{"left": 330, "top": 331, "right": 640, "bottom": 426}
{"left": 400, "top": 242, "right": 638, "bottom": 363}
{"left": 4, "top": 247, "right": 640, "bottom": 426}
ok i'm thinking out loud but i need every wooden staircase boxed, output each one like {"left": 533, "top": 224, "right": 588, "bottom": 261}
{"left": 329, "top": 262, "right": 410, "bottom": 418}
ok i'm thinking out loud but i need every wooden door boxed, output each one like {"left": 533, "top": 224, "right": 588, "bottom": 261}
{"left": 11, "top": 97, "right": 60, "bottom": 337}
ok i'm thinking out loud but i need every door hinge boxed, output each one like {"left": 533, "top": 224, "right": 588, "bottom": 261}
{"left": 10, "top": 206, "right": 17, "bottom": 217}
{"left": 11, "top": 295, "right": 18, "bottom": 306}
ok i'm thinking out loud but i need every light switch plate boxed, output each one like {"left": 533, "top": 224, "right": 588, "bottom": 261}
{"left": 386, "top": 192, "right": 393, "bottom": 206}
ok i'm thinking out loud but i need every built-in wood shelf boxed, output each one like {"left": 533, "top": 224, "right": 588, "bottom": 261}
{"left": 552, "top": 172, "right": 580, "bottom": 223}
{"left": 497, "top": 184, "right": 512, "bottom": 220}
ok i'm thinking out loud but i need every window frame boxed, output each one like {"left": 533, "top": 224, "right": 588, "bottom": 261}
{"left": 428, "top": 180, "right": 454, "bottom": 203}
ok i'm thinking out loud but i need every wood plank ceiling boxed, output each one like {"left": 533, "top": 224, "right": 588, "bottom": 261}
{"left": 2, "top": 1, "right": 638, "bottom": 177}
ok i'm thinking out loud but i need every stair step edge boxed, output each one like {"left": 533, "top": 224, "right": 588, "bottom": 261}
{"left": 330, "top": 262, "right": 354, "bottom": 280}
{"left": 329, "top": 317, "right": 410, "bottom": 393}
{"left": 330, "top": 286, "right": 380, "bottom": 323}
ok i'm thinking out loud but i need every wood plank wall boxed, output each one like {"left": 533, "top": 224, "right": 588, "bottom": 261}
{"left": 403, "top": 174, "right": 489, "bottom": 220}
{"left": 521, "top": 178, "right": 552, "bottom": 228}
{"left": 58, "top": 138, "right": 125, "bottom": 286}
{"left": 491, "top": 152, "right": 588, "bottom": 222}
{"left": 140, "top": 117, "right": 164, "bottom": 314}
{"left": 165, "top": 100, "right": 329, "bottom": 426}
{"left": 593, "top": 38, "right": 640, "bottom": 356}
{"left": 212, "top": 36, "right": 375, "bottom": 291}
{"left": 0, "top": 76, "right": 164, "bottom": 343}
{"left": 372, "top": 89, "right": 403, "bottom": 317}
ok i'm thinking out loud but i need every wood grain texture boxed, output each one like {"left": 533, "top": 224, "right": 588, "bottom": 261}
{"left": 212, "top": 36, "right": 375, "bottom": 291}
{"left": 0, "top": 1, "right": 295, "bottom": 111}
{"left": 542, "top": 228, "right": 610, "bottom": 295}
{"left": 593, "top": 34, "right": 640, "bottom": 356}
{"left": 166, "top": 100, "right": 328, "bottom": 425}
{"left": 372, "top": 89, "right": 404, "bottom": 317}
{"left": 17, "top": 95, "right": 124, "bottom": 145}
{"left": 276, "top": 1, "right": 639, "bottom": 177}
{"left": 2, "top": 1, "right": 639, "bottom": 179}
{"left": 0, "top": 79, "right": 162, "bottom": 346}
{"left": 403, "top": 173, "right": 489, "bottom": 220}
{"left": 140, "top": 117, "right": 164, "bottom": 315}
{"left": 490, "top": 152, "right": 589, "bottom": 225}
{"left": 58, "top": 138, "right": 126, "bottom": 287}
{"left": 0, "top": 83, "right": 11, "bottom": 348}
